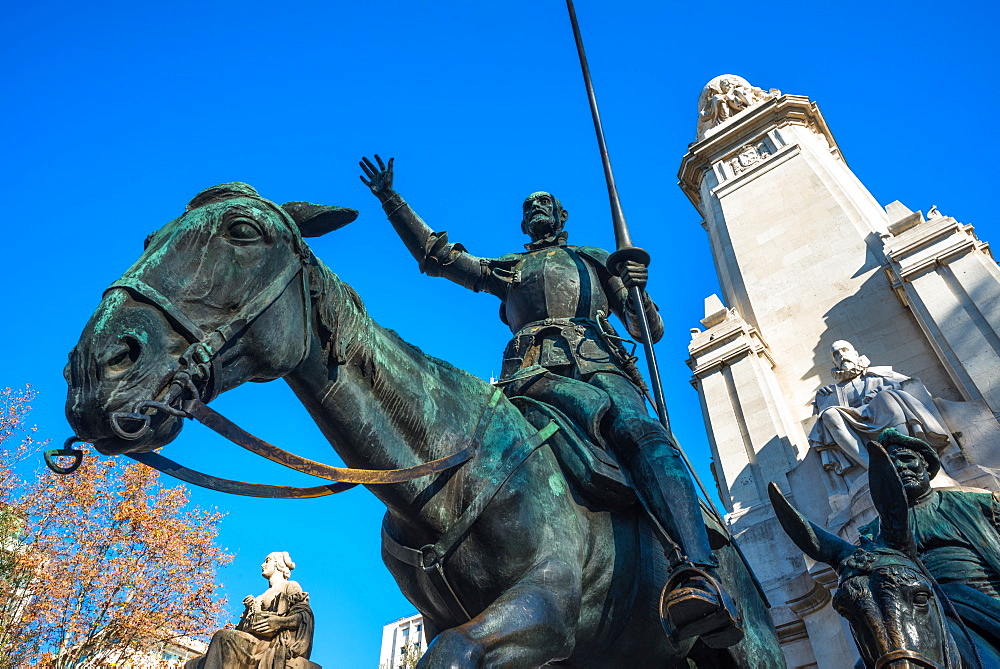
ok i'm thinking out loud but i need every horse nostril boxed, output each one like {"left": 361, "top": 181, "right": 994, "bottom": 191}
{"left": 107, "top": 334, "right": 142, "bottom": 373}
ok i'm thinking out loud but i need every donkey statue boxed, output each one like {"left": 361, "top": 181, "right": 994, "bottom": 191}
{"left": 769, "top": 440, "right": 1000, "bottom": 668}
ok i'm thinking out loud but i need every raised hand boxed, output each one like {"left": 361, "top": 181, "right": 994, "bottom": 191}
{"left": 359, "top": 154, "right": 395, "bottom": 201}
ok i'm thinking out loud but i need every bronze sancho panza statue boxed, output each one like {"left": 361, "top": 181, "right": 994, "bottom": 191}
{"left": 360, "top": 155, "right": 743, "bottom": 648}
{"left": 771, "top": 430, "right": 1000, "bottom": 667}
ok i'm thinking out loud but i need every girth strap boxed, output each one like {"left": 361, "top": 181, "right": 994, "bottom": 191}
{"left": 381, "top": 419, "right": 560, "bottom": 622}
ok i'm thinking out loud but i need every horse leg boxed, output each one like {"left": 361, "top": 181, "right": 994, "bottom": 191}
{"left": 418, "top": 559, "right": 582, "bottom": 669}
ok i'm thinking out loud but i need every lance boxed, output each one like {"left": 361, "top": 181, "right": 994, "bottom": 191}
{"left": 565, "top": 0, "right": 769, "bottom": 607}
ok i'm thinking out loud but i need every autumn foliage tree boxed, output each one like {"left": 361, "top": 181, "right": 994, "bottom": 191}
{"left": 0, "top": 386, "right": 233, "bottom": 667}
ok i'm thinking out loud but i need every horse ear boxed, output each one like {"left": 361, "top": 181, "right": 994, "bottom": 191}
{"left": 768, "top": 482, "right": 856, "bottom": 569}
{"left": 281, "top": 202, "right": 359, "bottom": 238}
{"left": 866, "top": 441, "right": 917, "bottom": 558}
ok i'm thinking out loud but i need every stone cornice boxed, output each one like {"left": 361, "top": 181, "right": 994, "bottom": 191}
{"left": 677, "top": 95, "right": 841, "bottom": 209}
{"left": 786, "top": 579, "right": 832, "bottom": 617}
{"left": 883, "top": 217, "right": 992, "bottom": 281}
{"left": 774, "top": 619, "right": 809, "bottom": 644}
{"left": 687, "top": 310, "right": 774, "bottom": 378}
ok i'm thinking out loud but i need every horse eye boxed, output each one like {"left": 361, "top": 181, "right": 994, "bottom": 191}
{"left": 228, "top": 219, "right": 263, "bottom": 242}
{"left": 913, "top": 592, "right": 930, "bottom": 606}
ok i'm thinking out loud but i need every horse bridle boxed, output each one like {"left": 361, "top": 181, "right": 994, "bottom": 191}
{"left": 842, "top": 553, "right": 978, "bottom": 669}
{"left": 48, "top": 234, "right": 483, "bottom": 498}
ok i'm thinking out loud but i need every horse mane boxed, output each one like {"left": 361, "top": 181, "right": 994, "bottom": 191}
{"left": 306, "top": 254, "right": 483, "bottom": 384}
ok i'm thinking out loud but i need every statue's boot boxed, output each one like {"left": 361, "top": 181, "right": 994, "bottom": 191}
{"left": 628, "top": 442, "right": 744, "bottom": 648}
{"left": 660, "top": 566, "right": 744, "bottom": 649}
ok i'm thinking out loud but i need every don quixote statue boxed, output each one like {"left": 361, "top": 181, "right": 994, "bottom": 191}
{"left": 55, "top": 2, "right": 787, "bottom": 667}
{"left": 59, "top": 175, "right": 783, "bottom": 667}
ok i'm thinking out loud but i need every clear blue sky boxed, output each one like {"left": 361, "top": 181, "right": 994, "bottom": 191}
{"left": 2, "top": 1, "right": 998, "bottom": 666}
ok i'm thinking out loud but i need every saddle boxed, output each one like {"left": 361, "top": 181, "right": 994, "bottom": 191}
{"left": 511, "top": 395, "right": 636, "bottom": 510}
{"left": 505, "top": 368, "right": 730, "bottom": 548}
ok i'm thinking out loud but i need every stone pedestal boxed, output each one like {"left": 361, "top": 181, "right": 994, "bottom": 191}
{"left": 679, "top": 94, "right": 960, "bottom": 428}
{"left": 679, "top": 78, "right": 1000, "bottom": 668}
{"left": 688, "top": 298, "right": 856, "bottom": 668}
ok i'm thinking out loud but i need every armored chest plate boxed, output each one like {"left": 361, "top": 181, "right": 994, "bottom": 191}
{"left": 503, "top": 246, "right": 608, "bottom": 332}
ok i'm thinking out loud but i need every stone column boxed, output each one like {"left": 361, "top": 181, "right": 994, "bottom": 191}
{"left": 688, "top": 297, "right": 858, "bottom": 669}
{"left": 882, "top": 204, "right": 1000, "bottom": 410}
{"left": 679, "top": 92, "right": 960, "bottom": 435}
{"left": 881, "top": 204, "right": 1000, "bottom": 480}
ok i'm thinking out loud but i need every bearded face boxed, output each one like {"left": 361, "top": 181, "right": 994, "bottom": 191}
{"left": 521, "top": 192, "right": 566, "bottom": 241}
{"left": 831, "top": 340, "right": 865, "bottom": 378}
{"left": 886, "top": 446, "right": 932, "bottom": 503}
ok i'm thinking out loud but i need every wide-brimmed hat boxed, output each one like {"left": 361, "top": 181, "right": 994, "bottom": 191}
{"left": 877, "top": 427, "right": 941, "bottom": 479}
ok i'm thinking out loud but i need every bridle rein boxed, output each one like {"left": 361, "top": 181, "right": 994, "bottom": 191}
{"left": 48, "top": 214, "right": 483, "bottom": 498}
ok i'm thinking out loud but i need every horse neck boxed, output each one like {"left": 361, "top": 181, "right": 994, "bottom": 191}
{"left": 284, "top": 267, "right": 496, "bottom": 517}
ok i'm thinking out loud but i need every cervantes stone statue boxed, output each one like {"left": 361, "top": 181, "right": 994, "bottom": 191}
{"left": 808, "top": 339, "right": 950, "bottom": 475}
{"left": 359, "top": 155, "right": 743, "bottom": 647}
{"left": 187, "top": 552, "right": 319, "bottom": 669}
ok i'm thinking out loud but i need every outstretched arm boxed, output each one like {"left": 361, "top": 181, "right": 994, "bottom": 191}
{"left": 360, "top": 155, "right": 498, "bottom": 294}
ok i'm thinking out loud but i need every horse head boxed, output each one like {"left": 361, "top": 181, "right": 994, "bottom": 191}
{"left": 64, "top": 182, "right": 357, "bottom": 455}
{"left": 768, "top": 442, "right": 961, "bottom": 668}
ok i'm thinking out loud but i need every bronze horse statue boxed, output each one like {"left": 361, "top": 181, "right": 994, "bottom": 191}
{"left": 64, "top": 183, "right": 783, "bottom": 667}
{"left": 769, "top": 442, "right": 998, "bottom": 668}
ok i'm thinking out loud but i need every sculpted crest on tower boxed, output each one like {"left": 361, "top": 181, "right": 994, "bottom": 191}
{"left": 696, "top": 75, "right": 781, "bottom": 140}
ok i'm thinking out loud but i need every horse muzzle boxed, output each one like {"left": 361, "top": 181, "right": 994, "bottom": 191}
{"left": 65, "top": 293, "right": 195, "bottom": 454}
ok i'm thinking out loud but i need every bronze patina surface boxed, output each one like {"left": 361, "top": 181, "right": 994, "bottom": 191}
{"left": 64, "top": 182, "right": 783, "bottom": 667}
{"left": 771, "top": 434, "right": 1000, "bottom": 668}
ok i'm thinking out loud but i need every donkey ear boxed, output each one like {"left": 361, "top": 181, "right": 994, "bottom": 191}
{"left": 281, "top": 202, "right": 359, "bottom": 238}
{"left": 866, "top": 441, "right": 917, "bottom": 558}
{"left": 768, "top": 482, "right": 856, "bottom": 569}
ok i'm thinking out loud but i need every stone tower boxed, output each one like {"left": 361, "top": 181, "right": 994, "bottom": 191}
{"left": 679, "top": 74, "right": 1000, "bottom": 667}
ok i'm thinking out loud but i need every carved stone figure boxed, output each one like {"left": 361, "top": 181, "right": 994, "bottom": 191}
{"left": 359, "top": 155, "right": 744, "bottom": 649}
{"left": 808, "top": 340, "right": 949, "bottom": 475}
{"left": 186, "top": 552, "right": 318, "bottom": 669}
{"left": 696, "top": 75, "right": 780, "bottom": 140}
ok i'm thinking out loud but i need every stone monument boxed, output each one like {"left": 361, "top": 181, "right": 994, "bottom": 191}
{"left": 680, "top": 75, "right": 1000, "bottom": 667}
{"left": 186, "top": 552, "right": 319, "bottom": 669}
{"left": 808, "top": 339, "right": 950, "bottom": 475}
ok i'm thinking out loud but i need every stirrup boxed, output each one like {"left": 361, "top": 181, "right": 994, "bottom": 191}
{"left": 659, "top": 565, "right": 744, "bottom": 649}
